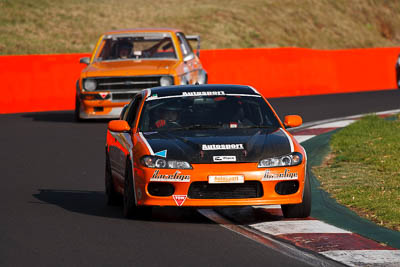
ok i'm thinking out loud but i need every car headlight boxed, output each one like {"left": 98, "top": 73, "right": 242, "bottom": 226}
{"left": 84, "top": 79, "right": 97, "bottom": 91}
{"left": 258, "top": 152, "right": 302, "bottom": 168}
{"left": 160, "top": 76, "right": 173, "bottom": 86}
{"left": 141, "top": 156, "right": 192, "bottom": 169}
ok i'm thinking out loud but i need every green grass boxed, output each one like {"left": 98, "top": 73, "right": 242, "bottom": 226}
{"left": 1, "top": 0, "right": 400, "bottom": 55}
{"left": 313, "top": 115, "right": 400, "bottom": 231}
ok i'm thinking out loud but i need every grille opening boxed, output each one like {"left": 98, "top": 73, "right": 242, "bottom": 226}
{"left": 188, "top": 181, "right": 263, "bottom": 199}
{"left": 93, "top": 76, "right": 163, "bottom": 91}
{"left": 94, "top": 107, "right": 104, "bottom": 112}
{"left": 148, "top": 182, "right": 175, "bottom": 197}
{"left": 112, "top": 93, "right": 137, "bottom": 100}
{"left": 275, "top": 180, "right": 299, "bottom": 195}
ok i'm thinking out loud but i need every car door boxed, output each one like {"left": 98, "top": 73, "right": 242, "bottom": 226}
{"left": 109, "top": 94, "right": 143, "bottom": 186}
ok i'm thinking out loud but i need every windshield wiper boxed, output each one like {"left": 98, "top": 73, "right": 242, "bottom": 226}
{"left": 177, "top": 124, "right": 221, "bottom": 130}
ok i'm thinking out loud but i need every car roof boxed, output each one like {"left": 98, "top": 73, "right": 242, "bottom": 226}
{"left": 147, "top": 84, "right": 260, "bottom": 98}
{"left": 103, "top": 28, "right": 181, "bottom": 35}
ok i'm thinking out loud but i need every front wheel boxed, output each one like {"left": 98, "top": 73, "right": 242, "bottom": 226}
{"left": 123, "top": 160, "right": 152, "bottom": 219}
{"left": 281, "top": 172, "right": 311, "bottom": 218}
{"left": 105, "top": 152, "right": 122, "bottom": 206}
{"left": 74, "top": 95, "right": 82, "bottom": 122}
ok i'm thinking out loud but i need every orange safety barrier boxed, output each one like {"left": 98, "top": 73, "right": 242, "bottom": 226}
{"left": 201, "top": 47, "right": 400, "bottom": 97}
{"left": 0, "top": 53, "right": 89, "bottom": 114}
{"left": 1, "top": 48, "right": 399, "bottom": 114}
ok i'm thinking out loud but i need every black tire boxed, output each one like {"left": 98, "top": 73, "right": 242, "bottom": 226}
{"left": 74, "top": 95, "right": 82, "bottom": 122}
{"left": 105, "top": 152, "right": 122, "bottom": 206}
{"left": 123, "top": 160, "right": 152, "bottom": 219}
{"left": 281, "top": 172, "right": 311, "bottom": 218}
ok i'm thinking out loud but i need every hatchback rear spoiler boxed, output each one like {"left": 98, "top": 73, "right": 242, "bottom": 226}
{"left": 186, "top": 35, "right": 201, "bottom": 57}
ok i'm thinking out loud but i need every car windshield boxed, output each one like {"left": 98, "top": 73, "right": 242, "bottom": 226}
{"left": 138, "top": 94, "right": 281, "bottom": 132}
{"left": 95, "top": 33, "right": 177, "bottom": 61}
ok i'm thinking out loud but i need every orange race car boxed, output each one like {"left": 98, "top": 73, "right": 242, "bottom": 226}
{"left": 105, "top": 84, "right": 310, "bottom": 219}
{"left": 75, "top": 28, "right": 207, "bottom": 120}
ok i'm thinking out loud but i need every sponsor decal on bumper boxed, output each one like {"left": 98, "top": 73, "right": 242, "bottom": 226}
{"left": 213, "top": 155, "right": 236, "bottom": 162}
{"left": 262, "top": 169, "right": 298, "bottom": 181}
{"left": 208, "top": 175, "right": 244, "bottom": 184}
{"left": 99, "top": 92, "right": 109, "bottom": 99}
{"left": 173, "top": 195, "right": 187, "bottom": 206}
{"left": 150, "top": 170, "right": 190, "bottom": 182}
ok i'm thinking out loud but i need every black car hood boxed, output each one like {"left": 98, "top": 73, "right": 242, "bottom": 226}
{"left": 140, "top": 128, "right": 292, "bottom": 164}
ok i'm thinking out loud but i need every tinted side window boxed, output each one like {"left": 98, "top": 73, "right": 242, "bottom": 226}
{"left": 125, "top": 95, "right": 143, "bottom": 127}
{"left": 121, "top": 100, "right": 134, "bottom": 121}
{"left": 119, "top": 104, "right": 129, "bottom": 120}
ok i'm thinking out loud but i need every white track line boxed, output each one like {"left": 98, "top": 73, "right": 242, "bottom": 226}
{"left": 249, "top": 220, "right": 351, "bottom": 235}
{"left": 198, "top": 209, "right": 341, "bottom": 267}
{"left": 294, "top": 135, "right": 315, "bottom": 143}
{"left": 321, "top": 250, "right": 400, "bottom": 267}
{"left": 308, "top": 120, "right": 356, "bottom": 129}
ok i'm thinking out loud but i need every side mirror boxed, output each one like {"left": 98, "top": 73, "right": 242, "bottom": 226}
{"left": 108, "top": 120, "right": 131, "bottom": 132}
{"left": 79, "top": 57, "right": 90, "bottom": 65}
{"left": 284, "top": 115, "right": 303, "bottom": 128}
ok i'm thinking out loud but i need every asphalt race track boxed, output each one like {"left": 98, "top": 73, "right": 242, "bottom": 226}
{"left": 1, "top": 89, "right": 399, "bottom": 266}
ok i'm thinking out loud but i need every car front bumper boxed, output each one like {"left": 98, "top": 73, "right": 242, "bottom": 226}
{"left": 78, "top": 99, "right": 129, "bottom": 119}
{"left": 133, "top": 162, "right": 306, "bottom": 207}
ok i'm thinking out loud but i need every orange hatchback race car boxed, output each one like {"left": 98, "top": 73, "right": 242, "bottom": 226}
{"left": 105, "top": 84, "right": 310, "bottom": 219}
{"left": 75, "top": 28, "right": 207, "bottom": 120}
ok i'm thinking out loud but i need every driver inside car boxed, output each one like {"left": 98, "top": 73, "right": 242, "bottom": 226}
{"left": 154, "top": 106, "right": 181, "bottom": 128}
{"left": 118, "top": 42, "right": 133, "bottom": 59}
